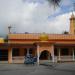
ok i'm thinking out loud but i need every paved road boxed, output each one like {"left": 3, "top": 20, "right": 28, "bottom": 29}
{"left": 0, "top": 63, "right": 75, "bottom": 75}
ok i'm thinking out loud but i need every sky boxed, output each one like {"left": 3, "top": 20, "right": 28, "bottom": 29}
{"left": 0, "top": 0, "right": 75, "bottom": 37}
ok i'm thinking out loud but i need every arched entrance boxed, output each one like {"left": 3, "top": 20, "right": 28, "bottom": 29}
{"left": 39, "top": 50, "right": 51, "bottom": 60}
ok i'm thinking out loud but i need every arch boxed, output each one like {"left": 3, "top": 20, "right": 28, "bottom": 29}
{"left": 39, "top": 50, "right": 51, "bottom": 60}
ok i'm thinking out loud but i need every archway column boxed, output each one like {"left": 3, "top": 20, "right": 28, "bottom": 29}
{"left": 72, "top": 48, "right": 75, "bottom": 61}
{"left": 8, "top": 48, "right": 12, "bottom": 64}
{"left": 37, "top": 44, "right": 40, "bottom": 65}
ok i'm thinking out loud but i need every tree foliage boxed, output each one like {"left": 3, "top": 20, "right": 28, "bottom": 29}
{"left": 47, "top": 0, "right": 61, "bottom": 7}
{"left": 63, "top": 31, "right": 69, "bottom": 34}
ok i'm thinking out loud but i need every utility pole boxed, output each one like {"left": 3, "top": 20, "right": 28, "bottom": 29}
{"left": 8, "top": 25, "right": 12, "bottom": 34}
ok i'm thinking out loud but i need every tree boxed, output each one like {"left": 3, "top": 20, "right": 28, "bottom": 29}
{"left": 47, "top": 0, "right": 61, "bottom": 7}
{"left": 63, "top": 31, "right": 69, "bottom": 34}
{"left": 4, "top": 35, "right": 8, "bottom": 42}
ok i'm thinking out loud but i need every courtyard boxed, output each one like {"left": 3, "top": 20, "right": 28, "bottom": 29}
{"left": 0, "top": 63, "right": 75, "bottom": 75}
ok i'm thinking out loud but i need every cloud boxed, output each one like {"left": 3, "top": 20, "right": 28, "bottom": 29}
{"left": 48, "top": 13, "right": 71, "bottom": 34}
{"left": 0, "top": 0, "right": 74, "bottom": 37}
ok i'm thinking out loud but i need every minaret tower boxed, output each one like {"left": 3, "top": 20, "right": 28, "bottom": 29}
{"left": 69, "top": 13, "right": 75, "bottom": 34}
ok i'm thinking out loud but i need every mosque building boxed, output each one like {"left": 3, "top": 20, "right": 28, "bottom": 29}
{"left": 0, "top": 13, "right": 75, "bottom": 64}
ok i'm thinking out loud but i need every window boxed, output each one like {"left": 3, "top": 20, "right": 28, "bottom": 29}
{"left": 61, "top": 48, "right": 68, "bottom": 55}
{"left": 29, "top": 48, "right": 33, "bottom": 54}
{"left": 54, "top": 48, "right": 58, "bottom": 56}
{"left": 12, "top": 48, "right": 19, "bottom": 56}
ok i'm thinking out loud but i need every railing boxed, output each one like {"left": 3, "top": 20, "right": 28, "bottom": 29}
{"left": 12, "top": 56, "right": 25, "bottom": 63}
{"left": 56, "top": 56, "right": 75, "bottom": 62}
{"left": 12, "top": 56, "right": 75, "bottom": 63}
{"left": 12, "top": 56, "right": 24, "bottom": 60}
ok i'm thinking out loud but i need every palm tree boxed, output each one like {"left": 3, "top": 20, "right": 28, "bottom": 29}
{"left": 47, "top": 0, "right": 61, "bottom": 8}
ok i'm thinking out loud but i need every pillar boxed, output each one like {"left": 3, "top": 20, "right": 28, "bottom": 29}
{"left": 37, "top": 44, "right": 40, "bottom": 65}
{"left": 72, "top": 48, "right": 75, "bottom": 61}
{"left": 58, "top": 48, "right": 61, "bottom": 61}
{"left": 51, "top": 45, "right": 54, "bottom": 62}
{"left": 27, "top": 48, "right": 30, "bottom": 55}
{"left": 8, "top": 48, "right": 12, "bottom": 64}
